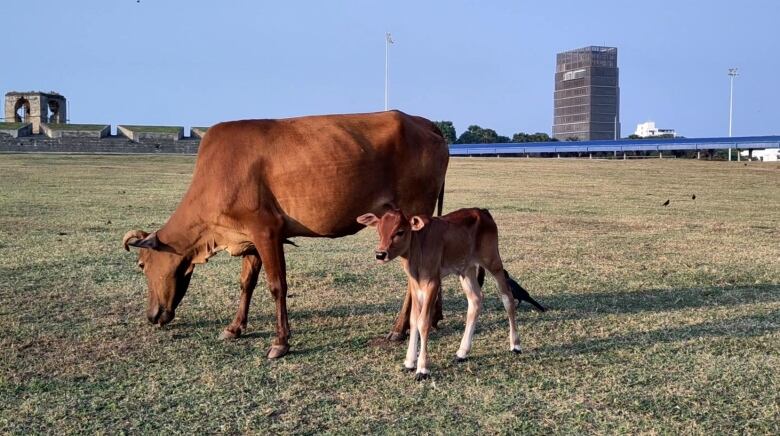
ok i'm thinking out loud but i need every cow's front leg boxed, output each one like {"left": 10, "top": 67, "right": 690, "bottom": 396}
{"left": 255, "top": 233, "right": 290, "bottom": 359}
{"left": 220, "top": 254, "right": 262, "bottom": 340}
{"left": 415, "top": 279, "right": 440, "bottom": 381}
{"left": 388, "top": 279, "right": 444, "bottom": 341}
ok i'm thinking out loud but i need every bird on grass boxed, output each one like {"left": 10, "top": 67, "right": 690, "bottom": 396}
{"left": 692, "top": 194, "right": 696, "bottom": 200}
{"left": 662, "top": 199, "right": 670, "bottom": 207}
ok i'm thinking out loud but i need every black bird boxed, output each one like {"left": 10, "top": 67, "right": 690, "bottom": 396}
{"left": 504, "top": 271, "right": 547, "bottom": 312}
{"left": 662, "top": 199, "right": 670, "bottom": 206}
{"left": 691, "top": 194, "right": 696, "bottom": 200}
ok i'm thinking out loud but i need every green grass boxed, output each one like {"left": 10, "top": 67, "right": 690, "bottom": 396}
{"left": 1, "top": 155, "right": 778, "bottom": 433}
{"left": 0, "top": 122, "right": 29, "bottom": 130}
{"left": 44, "top": 123, "right": 108, "bottom": 131}
{"left": 119, "top": 125, "right": 183, "bottom": 134}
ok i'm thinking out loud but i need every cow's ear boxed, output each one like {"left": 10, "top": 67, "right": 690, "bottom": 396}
{"left": 124, "top": 231, "right": 160, "bottom": 251}
{"left": 123, "top": 230, "right": 150, "bottom": 251}
{"left": 357, "top": 213, "right": 379, "bottom": 227}
{"left": 410, "top": 216, "right": 426, "bottom": 231}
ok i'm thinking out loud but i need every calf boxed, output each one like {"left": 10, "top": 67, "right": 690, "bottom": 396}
{"left": 357, "top": 208, "right": 546, "bottom": 380}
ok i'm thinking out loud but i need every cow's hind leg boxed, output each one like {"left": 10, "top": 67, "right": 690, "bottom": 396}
{"left": 254, "top": 231, "right": 291, "bottom": 359}
{"left": 220, "top": 253, "right": 263, "bottom": 340}
{"left": 455, "top": 267, "right": 483, "bottom": 362}
{"left": 388, "top": 280, "right": 413, "bottom": 341}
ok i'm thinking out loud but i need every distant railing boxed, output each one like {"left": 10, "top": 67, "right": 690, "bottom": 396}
{"left": 449, "top": 135, "right": 780, "bottom": 156}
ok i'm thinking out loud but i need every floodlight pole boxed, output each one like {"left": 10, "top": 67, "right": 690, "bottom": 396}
{"left": 728, "top": 68, "right": 738, "bottom": 161}
{"left": 384, "top": 33, "right": 393, "bottom": 111}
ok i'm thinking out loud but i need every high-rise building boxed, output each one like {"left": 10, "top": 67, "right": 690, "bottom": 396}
{"left": 553, "top": 46, "right": 619, "bottom": 141}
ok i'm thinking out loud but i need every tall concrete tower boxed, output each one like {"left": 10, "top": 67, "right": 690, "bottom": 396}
{"left": 552, "top": 46, "right": 619, "bottom": 141}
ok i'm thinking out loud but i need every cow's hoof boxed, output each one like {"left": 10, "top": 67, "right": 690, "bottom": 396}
{"left": 415, "top": 372, "right": 430, "bottom": 381}
{"left": 386, "top": 331, "right": 405, "bottom": 342}
{"left": 512, "top": 348, "right": 523, "bottom": 354}
{"left": 454, "top": 356, "right": 468, "bottom": 363}
{"left": 267, "top": 344, "right": 290, "bottom": 359}
{"left": 219, "top": 329, "right": 240, "bottom": 340}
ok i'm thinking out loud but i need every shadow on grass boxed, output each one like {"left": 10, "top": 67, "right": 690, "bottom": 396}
{"left": 288, "top": 283, "right": 780, "bottom": 322}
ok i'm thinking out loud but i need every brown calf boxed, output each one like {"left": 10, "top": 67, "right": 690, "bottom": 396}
{"left": 358, "top": 208, "right": 545, "bottom": 380}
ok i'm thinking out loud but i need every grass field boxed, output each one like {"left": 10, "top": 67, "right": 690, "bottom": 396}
{"left": 1, "top": 155, "right": 778, "bottom": 433}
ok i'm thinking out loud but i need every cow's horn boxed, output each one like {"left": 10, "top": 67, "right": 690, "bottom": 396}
{"left": 123, "top": 230, "right": 150, "bottom": 251}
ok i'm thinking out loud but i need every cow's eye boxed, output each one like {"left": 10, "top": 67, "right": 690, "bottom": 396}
{"left": 395, "top": 230, "right": 405, "bottom": 237}
{"left": 137, "top": 262, "right": 145, "bottom": 270}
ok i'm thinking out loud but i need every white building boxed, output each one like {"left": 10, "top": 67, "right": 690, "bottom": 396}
{"left": 635, "top": 121, "right": 676, "bottom": 138}
{"left": 740, "top": 148, "right": 780, "bottom": 162}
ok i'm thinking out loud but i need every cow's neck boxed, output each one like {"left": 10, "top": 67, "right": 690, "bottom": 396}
{"left": 156, "top": 195, "right": 224, "bottom": 264}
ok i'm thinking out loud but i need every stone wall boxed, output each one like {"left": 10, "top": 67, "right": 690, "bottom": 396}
{"left": 0, "top": 135, "right": 200, "bottom": 154}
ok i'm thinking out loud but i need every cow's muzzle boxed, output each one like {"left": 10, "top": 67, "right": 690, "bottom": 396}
{"left": 147, "top": 305, "right": 175, "bottom": 326}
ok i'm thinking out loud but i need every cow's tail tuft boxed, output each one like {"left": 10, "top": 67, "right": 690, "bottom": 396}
{"left": 504, "top": 270, "right": 546, "bottom": 312}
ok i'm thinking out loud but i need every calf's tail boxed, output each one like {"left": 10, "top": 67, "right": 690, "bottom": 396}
{"left": 504, "top": 270, "right": 546, "bottom": 312}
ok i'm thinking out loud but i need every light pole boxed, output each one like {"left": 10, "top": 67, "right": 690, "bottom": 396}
{"left": 385, "top": 32, "right": 394, "bottom": 111}
{"left": 728, "top": 67, "right": 738, "bottom": 161}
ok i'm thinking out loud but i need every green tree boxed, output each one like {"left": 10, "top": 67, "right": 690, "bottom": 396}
{"left": 455, "top": 125, "right": 510, "bottom": 144}
{"left": 512, "top": 132, "right": 556, "bottom": 142}
{"left": 433, "top": 121, "right": 457, "bottom": 144}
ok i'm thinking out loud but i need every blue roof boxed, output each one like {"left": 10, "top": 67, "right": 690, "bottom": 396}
{"left": 449, "top": 135, "right": 780, "bottom": 155}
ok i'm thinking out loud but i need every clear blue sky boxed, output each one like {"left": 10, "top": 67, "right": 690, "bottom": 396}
{"left": 5, "top": 1, "right": 778, "bottom": 138}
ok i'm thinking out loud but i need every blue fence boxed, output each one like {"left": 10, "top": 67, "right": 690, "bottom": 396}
{"left": 449, "top": 135, "right": 780, "bottom": 156}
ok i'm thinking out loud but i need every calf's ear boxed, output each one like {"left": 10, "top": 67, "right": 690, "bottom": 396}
{"left": 410, "top": 216, "right": 426, "bottom": 231}
{"left": 356, "top": 213, "right": 379, "bottom": 227}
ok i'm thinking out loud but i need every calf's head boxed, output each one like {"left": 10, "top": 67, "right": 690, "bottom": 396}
{"left": 357, "top": 209, "right": 427, "bottom": 263}
{"left": 122, "top": 230, "right": 193, "bottom": 326}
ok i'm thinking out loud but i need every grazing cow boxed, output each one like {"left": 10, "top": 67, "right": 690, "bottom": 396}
{"left": 122, "top": 110, "right": 448, "bottom": 359}
{"left": 357, "top": 208, "right": 546, "bottom": 380}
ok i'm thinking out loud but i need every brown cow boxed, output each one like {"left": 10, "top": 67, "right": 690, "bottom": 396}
{"left": 357, "top": 208, "right": 546, "bottom": 380}
{"left": 122, "top": 110, "right": 448, "bottom": 358}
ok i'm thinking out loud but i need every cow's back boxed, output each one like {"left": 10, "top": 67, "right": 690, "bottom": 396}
{"left": 188, "top": 111, "right": 448, "bottom": 237}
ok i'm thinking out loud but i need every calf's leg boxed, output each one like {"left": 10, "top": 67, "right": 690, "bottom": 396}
{"left": 456, "top": 268, "right": 483, "bottom": 361}
{"left": 414, "top": 280, "right": 440, "bottom": 380}
{"left": 220, "top": 254, "right": 263, "bottom": 340}
{"left": 388, "top": 280, "right": 444, "bottom": 342}
{"left": 490, "top": 268, "right": 523, "bottom": 353}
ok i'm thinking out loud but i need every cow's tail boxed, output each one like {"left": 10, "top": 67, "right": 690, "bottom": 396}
{"left": 504, "top": 270, "right": 546, "bottom": 312}
{"left": 436, "top": 180, "right": 445, "bottom": 216}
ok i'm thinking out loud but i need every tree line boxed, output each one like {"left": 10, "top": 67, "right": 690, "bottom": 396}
{"left": 433, "top": 121, "right": 558, "bottom": 145}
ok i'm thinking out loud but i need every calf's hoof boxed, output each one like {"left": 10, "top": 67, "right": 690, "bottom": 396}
{"left": 454, "top": 356, "right": 468, "bottom": 364}
{"left": 415, "top": 372, "right": 430, "bottom": 381}
{"left": 219, "top": 329, "right": 241, "bottom": 340}
{"left": 267, "top": 344, "right": 290, "bottom": 359}
{"left": 386, "top": 331, "right": 406, "bottom": 342}
{"left": 512, "top": 348, "right": 523, "bottom": 354}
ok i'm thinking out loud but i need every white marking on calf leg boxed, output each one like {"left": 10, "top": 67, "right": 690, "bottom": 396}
{"left": 456, "top": 270, "right": 483, "bottom": 360}
{"left": 414, "top": 284, "right": 438, "bottom": 378}
{"left": 404, "top": 302, "right": 420, "bottom": 370}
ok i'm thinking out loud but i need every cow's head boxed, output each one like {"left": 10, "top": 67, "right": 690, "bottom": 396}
{"left": 122, "top": 230, "right": 194, "bottom": 326}
{"left": 357, "top": 209, "right": 427, "bottom": 263}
